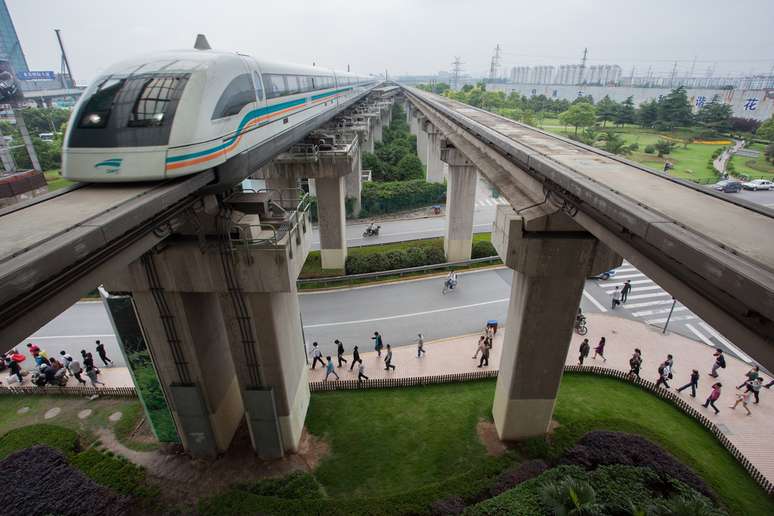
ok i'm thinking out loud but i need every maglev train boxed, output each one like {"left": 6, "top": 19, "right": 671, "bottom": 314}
{"left": 62, "top": 42, "right": 377, "bottom": 183}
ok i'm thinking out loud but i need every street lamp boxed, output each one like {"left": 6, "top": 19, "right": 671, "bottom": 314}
{"left": 662, "top": 297, "right": 677, "bottom": 334}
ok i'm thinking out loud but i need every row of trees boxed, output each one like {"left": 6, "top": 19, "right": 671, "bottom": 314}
{"left": 362, "top": 103, "right": 424, "bottom": 181}
{"left": 1, "top": 107, "right": 70, "bottom": 171}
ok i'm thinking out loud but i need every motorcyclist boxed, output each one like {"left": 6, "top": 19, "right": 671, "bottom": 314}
{"left": 366, "top": 222, "right": 377, "bottom": 236}
{"left": 446, "top": 271, "right": 458, "bottom": 290}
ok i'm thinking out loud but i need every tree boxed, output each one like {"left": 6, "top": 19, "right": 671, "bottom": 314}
{"left": 765, "top": 143, "right": 774, "bottom": 164}
{"left": 658, "top": 86, "right": 693, "bottom": 130}
{"left": 654, "top": 139, "right": 676, "bottom": 157}
{"left": 559, "top": 103, "right": 597, "bottom": 135}
{"left": 637, "top": 100, "right": 659, "bottom": 128}
{"left": 695, "top": 102, "right": 732, "bottom": 133}
{"left": 615, "top": 96, "right": 636, "bottom": 127}
{"left": 393, "top": 154, "right": 424, "bottom": 181}
{"left": 599, "top": 131, "right": 633, "bottom": 155}
{"left": 729, "top": 117, "right": 761, "bottom": 134}
{"left": 596, "top": 95, "right": 618, "bottom": 128}
{"left": 757, "top": 116, "right": 774, "bottom": 141}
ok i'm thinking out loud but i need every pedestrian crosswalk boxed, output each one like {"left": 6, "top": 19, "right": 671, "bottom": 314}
{"left": 475, "top": 197, "right": 510, "bottom": 208}
{"left": 585, "top": 260, "right": 754, "bottom": 365}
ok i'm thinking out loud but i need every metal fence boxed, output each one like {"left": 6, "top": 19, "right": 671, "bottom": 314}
{"left": 0, "top": 385, "right": 137, "bottom": 398}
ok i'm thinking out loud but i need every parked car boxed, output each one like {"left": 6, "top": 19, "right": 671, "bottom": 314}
{"left": 713, "top": 180, "right": 742, "bottom": 193}
{"left": 589, "top": 269, "right": 617, "bottom": 280}
{"left": 742, "top": 179, "right": 773, "bottom": 191}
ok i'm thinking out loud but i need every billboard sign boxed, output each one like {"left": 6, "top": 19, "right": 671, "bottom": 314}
{"left": 17, "top": 70, "right": 56, "bottom": 81}
{"left": 0, "top": 60, "right": 24, "bottom": 105}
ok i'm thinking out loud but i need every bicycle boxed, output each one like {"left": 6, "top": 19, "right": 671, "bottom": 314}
{"left": 574, "top": 315, "right": 588, "bottom": 336}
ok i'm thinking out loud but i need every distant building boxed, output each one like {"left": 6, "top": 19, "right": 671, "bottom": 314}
{"left": 0, "top": 0, "right": 28, "bottom": 75}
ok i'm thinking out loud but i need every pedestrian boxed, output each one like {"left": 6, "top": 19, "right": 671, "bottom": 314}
{"left": 83, "top": 352, "right": 105, "bottom": 387}
{"left": 335, "top": 339, "right": 348, "bottom": 367}
{"left": 59, "top": 351, "right": 73, "bottom": 377}
{"left": 478, "top": 343, "right": 490, "bottom": 368}
{"left": 736, "top": 366, "right": 760, "bottom": 390}
{"left": 611, "top": 287, "right": 622, "bottom": 309}
{"left": 578, "top": 338, "right": 590, "bottom": 365}
{"left": 5, "top": 357, "right": 22, "bottom": 384}
{"left": 324, "top": 356, "right": 339, "bottom": 381}
{"left": 746, "top": 377, "right": 762, "bottom": 404}
{"left": 310, "top": 342, "right": 325, "bottom": 370}
{"left": 702, "top": 382, "right": 722, "bottom": 414}
{"left": 765, "top": 378, "right": 774, "bottom": 389}
{"left": 592, "top": 337, "right": 606, "bottom": 362}
{"left": 729, "top": 390, "right": 752, "bottom": 416}
{"left": 656, "top": 360, "right": 672, "bottom": 389}
{"left": 349, "top": 345, "right": 362, "bottom": 371}
{"left": 357, "top": 362, "right": 369, "bottom": 383}
{"left": 66, "top": 353, "right": 86, "bottom": 385}
{"left": 709, "top": 348, "right": 726, "bottom": 377}
{"left": 677, "top": 369, "right": 700, "bottom": 397}
{"left": 416, "top": 333, "right": 426, "bottom": 358}
{"left": 621, "top": 280, "right": 632, "bottom": 303}
{"left": 95, "top": 340, "right": 113, "bottom": 367}
{"left": 473, "top": 335, "right": 485, "bottom": 359}
{"left": 26, "top": 343, "right": 40, "bottom": 356}
{"left": 372, "top": 332, "right": 384, "bottom": 357}
{"left": 384, "top": 344, "right": 396, "bottom": 371}
{"left": 629, "top": 348, "right": 642, "bottom": 377}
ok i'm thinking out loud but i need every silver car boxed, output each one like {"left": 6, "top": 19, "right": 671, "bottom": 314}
{"left": 742, "top": 179, "right": 773, "bottom": 191}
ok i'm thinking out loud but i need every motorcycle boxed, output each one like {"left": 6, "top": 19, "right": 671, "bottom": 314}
{"left": 362, "top": 225, "right": 381, "bottom": 238}
{"left": 442, "top": 278, "right": 458, "bottom": 295}
{"left": 574, "top": 314, "right": 588, "bottom": 336}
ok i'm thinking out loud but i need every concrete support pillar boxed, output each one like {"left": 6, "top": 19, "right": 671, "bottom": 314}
{"left": 426, "top": 127, "right": 444, "bottom": 183}
{"left": 442, "top": 145, "right": 477, "bottom": 260}
{"left": 372, "top": 115, "right": 383, "bottom": 144}
{"left": 491, "top": 208, "right": 620, "bottom": 441}
{"left": 416, "top": 117, "right": 428, "bottom": 166}
{"left": 345, "top": 144, "right": 362, "bottom": 217}
{"left": 316, "top": 176, "right": 347, "bottom": 269}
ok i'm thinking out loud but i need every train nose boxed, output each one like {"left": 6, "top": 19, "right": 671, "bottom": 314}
{"left": 62, "top": 149, "right": 168, "bottom": 182}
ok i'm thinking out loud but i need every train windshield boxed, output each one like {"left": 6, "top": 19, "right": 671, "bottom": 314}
{"left": 78, "top": 77, "right": 125, "bottom": 128}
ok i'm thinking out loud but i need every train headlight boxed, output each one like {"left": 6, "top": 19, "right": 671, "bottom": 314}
{"left": 86, "top": 113, "right": 102, "bottom": 125}
{"left": 79, "top": 112, "right": 109, "bottom": 128}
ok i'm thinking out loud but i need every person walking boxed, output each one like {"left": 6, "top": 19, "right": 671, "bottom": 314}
{"left": 349, "top": 345, "right": 362, "bottom": 371}
{"left": 5, "top": 357, "right": 22, "bottom": 384}
{"left": 335, "top": 340, "right": 348, "bottom": 368}
{"left": 702, "top": 382, "right": 722, "bottom": 415}
{"left": 629, "top": 348, "right": 643, "bottom": 377}
{"left": 655, "top": 360, "right": 672, "bottom": 389}
{"left": 83, "top": 352, "right": 105, "bottom": 388}
{"left": 709, "top": 348, "right": 726, "bottom": 378}
{"left": 65, "top": 353, "right": 86, "bottom": 385}
{"left": 578, "top": 338, "right": 590, "bottom": 365}
{"left": 384, "top": 344, "right": 396, "bottom": 371}
{"left": 592, "top": 337, "right": 606, "bottom": 362}
{"left": 357, "top": 362, "right": 369, "bottom": 383}
{"left": 478, "top": 343, "right": 490, "bottom": 368}
{"left": 416, "top": 333, "right": 426, "bottom": 358}
{"left": 621, "top": 280, "right": 632, "bottom": 303}
{"left": 611, "top": 287, "right": 622, "bottom": 310}
{"left": 729, "top": 390, "right": 752, "bottom": 415}
{"left": 677, "top": 369, "right": 700, "bottom": 397}
{"left": 746, "top": 377, "right": 763, "bottom": 404}
{"left": 95, "top": 340, "right": 113, "bottom": 367}
{"left": 372, "top": 332, "right": 384, "bottom": 357}
{"left": 324, "top": 357, "right": 339, "bottom": 381}
{"left": 473, "top": 335, "right": 485, "bottom": 360}
{"left": 310, "top": 342, "right": 325, "bottom": 370}
{"left": 736, "top": 366, "right": 760, "bottom": 390}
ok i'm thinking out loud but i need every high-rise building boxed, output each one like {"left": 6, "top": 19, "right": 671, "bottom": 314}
{"left": 0, "top": 0, "right": 29, "bottom": 74}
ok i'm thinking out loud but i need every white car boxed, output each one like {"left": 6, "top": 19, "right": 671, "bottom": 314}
{"left": 742, "top": 179, "right": 773, "bottom": 191}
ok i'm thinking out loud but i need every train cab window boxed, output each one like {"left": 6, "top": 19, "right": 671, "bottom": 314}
{"left": 78, "top": 78, "right": 125, "bottom": 128}
{"left": 129, "top": 77, "right": 179, "bottom": 127}
{"left": 252, "top": 72, "right": 264, "bottom": 101}
{"left": 265, "top": 74, "right": 286, "bottom": 99}
{"left": 212, "top": 73, "right": 256, "bottom": 119}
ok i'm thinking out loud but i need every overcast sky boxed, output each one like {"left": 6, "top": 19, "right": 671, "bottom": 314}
{"left": 7, "top": 0, "right": 774, "bottom": 85}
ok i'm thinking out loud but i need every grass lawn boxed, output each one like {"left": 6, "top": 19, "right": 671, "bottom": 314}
{"left": 730, "top": 143, "right": 774, "bottom": 180}
{"left": 44, "top": 169, "right": 75, "bottom": 191}
{"left": 306, "top": 375, "right": 772, "bottom": 515}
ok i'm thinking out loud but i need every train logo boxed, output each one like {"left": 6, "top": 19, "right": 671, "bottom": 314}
{"left": 94, "top": 158, "right": 123, "bottom": 174}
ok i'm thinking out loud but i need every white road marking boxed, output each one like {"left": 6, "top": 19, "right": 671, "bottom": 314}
{"left": 303, "top": 298, "right": 509, "bottom": 328}
{"left": 686, "top": 323, "right": 715, "bottom": 347}
{"left": 605, "top": 285, "right": 662, "bottom": 295}
{"left": 603, "top": 279, "right": 654, "bottom": 288}
{"left": 623, "top": 299, "right": 677, "bottom": 309}
{"left": 699, "top": 322, "right": 753, "bottom": 364}
{"left": 645, "top": 314, "right": 696, "bottom": 324}
{"left": 610, "top": 273, "right": 646, "bottom": 280}
{"left": 615, "top": 267, "right": 638, "bottom": 273}
{"left": 625, "top": 292, "right": 672, "bottom": 300}
{"left": 582, "top": 290, "right": 607, "bottom": 312}
{"left": 632, "top": 305, "right": 688, "bottom": 317}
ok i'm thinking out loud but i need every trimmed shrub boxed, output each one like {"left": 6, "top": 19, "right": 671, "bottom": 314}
{"left": 644, "top": 144, "right": 656, "bottom": 154}
{"left": 344, "top": 246, "right": 447, "bottom": 275}
{"left": 360, "top": 180, "right": 447, "bottom": 217}
{"left": 424, "top": 246, "right": 447, "bottom": 265}
{"left": 471, "top": 240, "right": 497, "bottom": 259}
{"left": 0, "top": 424, "right": 79, "bottom": 459}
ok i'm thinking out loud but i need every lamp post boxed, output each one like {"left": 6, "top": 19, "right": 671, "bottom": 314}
{"left": 662, "top": 297, "right": 677, "bottom": 334}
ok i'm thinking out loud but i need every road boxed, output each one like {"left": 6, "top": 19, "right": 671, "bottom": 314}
{"left": 709, "top": 187, "right": 774, "bottom": 208}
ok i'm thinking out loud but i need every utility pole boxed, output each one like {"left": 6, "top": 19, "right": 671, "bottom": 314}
{"left": 578, "top": 47, "right": 588, "bottom": 85}
{"left": 54, "top": 29, "right": 75, "bottom": 88}
{"left": 629, "top": 65, "right": 635, "bottom": 87}
{"left": 489, "top": 44, "right": 501, "bottom": 82}
{"left": 451, "top": 56, "right": 464, "bottom": 90}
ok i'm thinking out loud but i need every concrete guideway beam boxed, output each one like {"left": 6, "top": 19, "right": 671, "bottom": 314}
{"left": 441, "top": 143, "right": 478, "bottom": 261}
{"left": 491, "top": 207, "right": 621, "bottom": 440}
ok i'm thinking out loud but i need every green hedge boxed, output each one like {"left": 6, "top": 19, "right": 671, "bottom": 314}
{"left": 471, "top": 240, "right": 497, "bottom": 259}
{"left": 345, "top": 245, "right": 446, "bottom": 274}
{"left": 360, "top": 180, "right": 446, "bottom": 218}
{"left": 0, "top": 424, "right": 79, "bottom": 459}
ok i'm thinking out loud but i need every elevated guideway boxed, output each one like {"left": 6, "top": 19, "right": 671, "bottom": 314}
{"left": 404, "top": 86, "right": 774, "bottom": 369}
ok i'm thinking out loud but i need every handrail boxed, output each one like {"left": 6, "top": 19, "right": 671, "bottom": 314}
{"left": 232, "top": 191, "right": 310, "bottom": 249}
{"left": 297, "top": 255, "right": 501, "bottom": 285}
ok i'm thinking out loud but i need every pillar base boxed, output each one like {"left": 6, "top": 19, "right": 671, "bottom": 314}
{"left": 492, "top": 396, "right": 556, "bottom": 440}
{"left": 278, "top": 369, "right": 310, "bottom": 453}
{"left": 444, "top": 238, "right": 473, "bottom": 262}
{"left": 321, "top": 248, "right": 347, "bottom": 270}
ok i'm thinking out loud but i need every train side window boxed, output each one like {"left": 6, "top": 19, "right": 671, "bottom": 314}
{"left": 78, "top": 78, "right": 125, "bottom": 128}
{"left": 252, "top": 72, "right": 264, "bottom": 101}
{"left": 285, "top": 75, "right": 301, "bottom": 95}
{"left": 264, "top": 74, "right": 286, "bottom": 99}
{"left": 211, "top": 73, "right": 256, "bottom": 119}
{"left": 129, "top": 77, "right": 178, "bottom": 127}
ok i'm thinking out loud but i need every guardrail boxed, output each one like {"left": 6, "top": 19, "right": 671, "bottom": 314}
{"left": 297, "top": 255, "right": 502, "bottom": 287}
{"left": 0, "top": 385, "right": 137, "bottom": 398}
{"left": 234, "top": 191, "right": 311, "bottom": 254}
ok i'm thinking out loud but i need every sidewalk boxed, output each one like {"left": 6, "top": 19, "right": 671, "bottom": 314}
{"left": 309, "top": 313, "right": 774, "bottom": 485}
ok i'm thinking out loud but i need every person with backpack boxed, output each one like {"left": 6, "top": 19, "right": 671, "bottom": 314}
{"left": 656, "top": 360, "right": 672, "bottom": 389}
{"left": 372, "top": 332, "right": 384, "bottom": 357}
{"left": 677, "top": 369, "right": 700, "bottom": 397}
{"left": 709, "top": 349, "right": 726, "bottom": 378}
{"left": 736, "top": 366, "right": 760, "bottom": 390}
{"left": 578, "top": 339, "right": 590, "bottom": 365}
{"left": 83, "top": 352, "right": 105, "bottom": 388}
{"left": 702, "top": 382, "right": 722, "bottom": 414}
{"left": 95, "top": 340, "right": 113, "bottom": 367}
{"left": 349, "top": 345, "right": 362, "bottom": 371}
{"left": 310, "top": 342, "right": 325, "bottom": 370}
{"left": 629, "top": 348, "right": 643, "bottom": 377}
{"left": 745, "top": 377, "right": 763, "bottom": 404}
{"left": 64, "top": 352, "right": 86, "bottom": 385}
{"left": 335, "top": 339, "right": 348, "bottom": 368}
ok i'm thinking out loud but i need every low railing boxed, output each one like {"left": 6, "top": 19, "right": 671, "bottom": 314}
{"left": 0, "top": 385, "right": 137, "bottom": 398}
{"left": 297, "top": 255, "right": 502, "bottom": 287}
